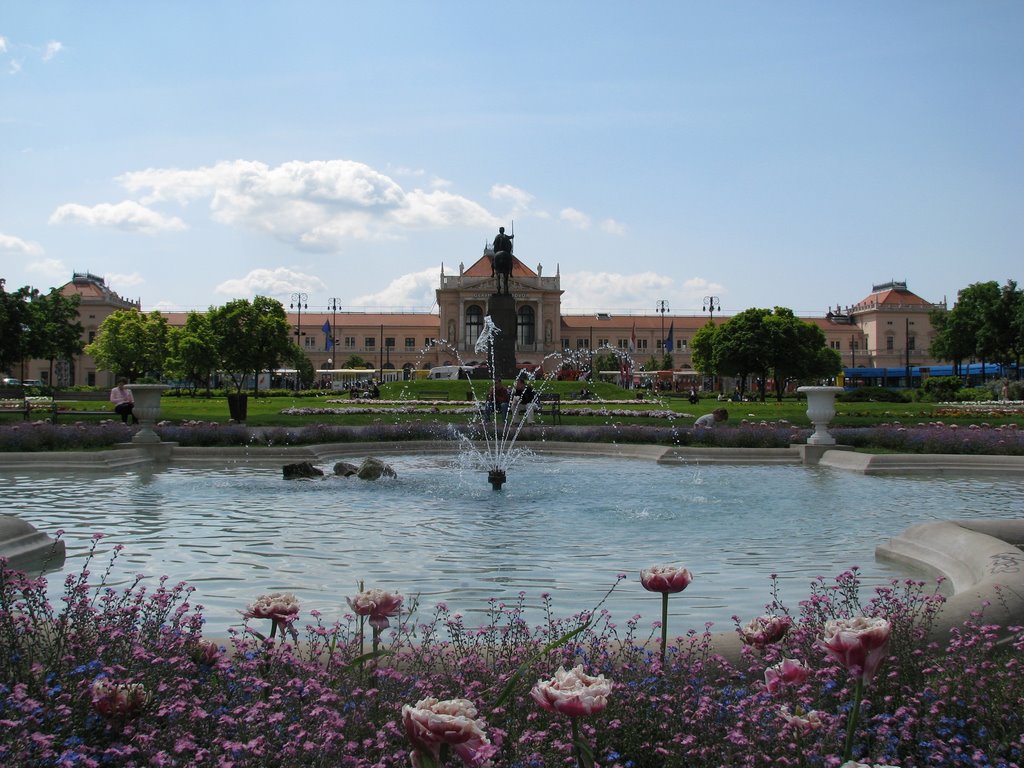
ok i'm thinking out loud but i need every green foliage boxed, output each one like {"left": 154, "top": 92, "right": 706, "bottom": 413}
{"left": 165, "top": 311, "right": 219, "bottom": 394}
{"left": 918, "top": 376, "right": 962, "bottom": 402}
{"left": 208, "top": 296, "right": 293, "bottom": 394}
{"left": 0, "top": 282, "right": 34, "bottom": 374}
{"left": 85, "top": 309, "right": 169, "bottom": 380}
{"left": 837, "top": 386, "right": 911, "bottom": 403}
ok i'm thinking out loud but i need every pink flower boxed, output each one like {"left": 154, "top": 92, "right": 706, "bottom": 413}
{"left": 764, "top": 658, "right": 810, "bottom": 694}
{"left": 819, "top": 616, "right": 892, "bottom": 683}
{"left": 739, "top": 614, "right": 792, "bottom": 646}
{"left": 241, "top": 592, "right": 300, "bottom": 624}
{"left": 91, "top": 679, "right": 150, "bottom": 719}
{"left": 639, "top": 565, "right": 693, "bottom": 594}
{"left": 348, "top": 587, "right": 403, "bottom": 631}
{"left": 778, "top": 705, "right": 824, "bottom": 735}
{"left": 190, "top": 638, "right": 222, "bottom": 666}
{"left": 530, "top": 665, "right": 612, "bottom": 717}
{"left": 402, "top": 697, "right": 497, "bottom": 768}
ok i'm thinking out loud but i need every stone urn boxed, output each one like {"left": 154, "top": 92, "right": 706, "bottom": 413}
{"left": 127, "top": 383, "right": 169, "bottom": 444}
{"left": 797, "top": 386, "right": 845, "bottom": 445}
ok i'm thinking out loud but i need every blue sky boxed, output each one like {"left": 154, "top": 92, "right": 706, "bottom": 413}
{"left": 2, "top": 2, "right": 1021, "bottom": 317}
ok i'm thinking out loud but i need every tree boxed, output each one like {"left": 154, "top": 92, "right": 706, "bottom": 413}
{"left": 208, "top": 297, "right": 293, "bottom": 394}
{"left": 714, "top": 308, "right": 773, "bottom": 399}
{"left": 932, "top": 281, "right": 1020, "bottom": 381}
{"left": 690, "top": 321, "right": 720, "bottom": 380}
{"left": 764, "top": 307, "right": 841, "bottom": 402}
{"left": 84, "top": 309, "right": 169, "bottom": 381}
{"left": 29, "top": 289, "right": 84, "bottom": 384}
{"left": 0, "top": 282, "right": 33, "bottom": 377}
{"left": 165, "top": 311, "right": 219, "bottom": 395}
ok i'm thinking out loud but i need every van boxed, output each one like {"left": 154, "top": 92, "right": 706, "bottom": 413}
{"left": 427, "top": 365, "right": 473, "bottom": 380}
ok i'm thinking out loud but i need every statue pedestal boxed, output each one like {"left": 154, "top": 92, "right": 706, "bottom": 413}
{"left": 797, "top": 386, "right": 845, "bottom": 445}
{"left": 127, "top": 384, "right": 169, "bottom": 444}
{"left": 487, "top": 293, "right": 518, "bottom": 380}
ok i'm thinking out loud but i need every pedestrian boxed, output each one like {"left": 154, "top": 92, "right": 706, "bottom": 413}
{"left": 110, "top": 378, "right": 138, "bottom": 424}
{"left": 694, "top": 408, "right": 728, "bottom": 428}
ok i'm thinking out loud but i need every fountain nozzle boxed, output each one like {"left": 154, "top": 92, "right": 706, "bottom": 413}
{"left": 487, "top": 468, "right": 507, "bottom": 491}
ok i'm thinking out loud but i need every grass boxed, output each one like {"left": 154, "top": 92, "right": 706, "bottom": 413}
{"left": 17, "top": 380, "right": 1023, "bottom": 430}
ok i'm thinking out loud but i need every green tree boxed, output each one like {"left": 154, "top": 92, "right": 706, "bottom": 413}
{"left": 166, "top": 311, "right": 219, "bottom": 395}
{"left": 690, "top": 321, "right": 720, "bottom": 379}
{"left": 764, "top": 307, "right": 841, "bottom": 401}
{"left": 85, "top": 309, "right": 169, "bottom": 381}
{"left": 933, "top": 281, "right": 1017, "bottom": 381}
{"left": 715, "top": 308, "right": 773, "bottom": 398}
{"left": 29, "top": 288, "right": 84, "bottom": 385}
{"left": 340, "top": 355, "right": 368, "bottom": 369}
{"left": 208, "top": 296, "right": 293, "bottom": 394}
{"left": 929, "top": 305, "right": 973, "bottom": 378}
{"left": 0, "top": 282, "right": 34, "bottom": 377}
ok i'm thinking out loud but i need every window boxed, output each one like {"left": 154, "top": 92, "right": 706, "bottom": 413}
{"left": 424, "top": 338, "right": 435, "bottom": 347}
{"left": 598, "top": 338, "right": 609, "bottom": 348}
{"left": 636, "top": 339, "right": 648, "bottom": 351}
{"left": 617, "top": 338, "right": 629, "bottom": 350}
{"left": 561, "top": 338, "right": 569, "bottom": 349}
{"left": 364, "top": 337, "right": 376, "bottom": 350}
{"left": 405, "top": 337, "right": 416, "bottom": 350}
{"left": 886, "top": 336, "right": 894, "bottom": 351}
{"left": 385, "top": 337, "right": 395, "bottom": 349}
{"left": 465, "top": 304, "right": 483, "bottom": 342}
{"left": 577, "top": 338, "right": 589, "bottom": 349}
{"left": 908, "top": 336, "right": 916, "bottom": 351}
{"left": 517, "top": 305, "right": 535, "bottom": 345}
{"left": 88, "top": 330, "right": 97, "bottom": 343}
{"left": 830, "top": 340, "right": 841, "bottom": 350}
{"left": 87, "top": 372, "right": 96, "bottom": 386}
{"left": 344, "top": 336, "right": 356, "bottom": 349}
{"left": 303, "top": 336, "right": 316, "bottom": 349}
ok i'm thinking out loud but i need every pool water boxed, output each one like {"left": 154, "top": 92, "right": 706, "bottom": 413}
{"left": 2, "top": 454, "right": 1021, "bottom": 634}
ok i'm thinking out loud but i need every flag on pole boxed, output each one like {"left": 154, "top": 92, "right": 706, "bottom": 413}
{"left": 629, "top": 323, "right": 636, "bottom": 353}
{"left": 322, "top": 321, "right": 333, "bottom": 351}
{"left": 665, "top": 322, "right": 674, "bottom": 353}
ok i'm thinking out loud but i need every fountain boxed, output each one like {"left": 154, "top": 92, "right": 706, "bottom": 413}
{"left": 797, "top": 385, "right": 845, "bottom": 445}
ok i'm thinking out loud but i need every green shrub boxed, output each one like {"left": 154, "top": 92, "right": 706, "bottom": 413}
{"left": 837, "top": 386, "right": 910, "bottom": 403}
{"left": 918, "top": 376, "right": 961, "bottom": 402}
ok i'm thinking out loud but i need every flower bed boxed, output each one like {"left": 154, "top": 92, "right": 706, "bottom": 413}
{"left": 2, "top": 541, "right": 1022, "bottom": 767}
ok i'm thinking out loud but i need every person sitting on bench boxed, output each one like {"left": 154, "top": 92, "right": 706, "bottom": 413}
{"left": 110, "top": 379, "right": 139, "bottom": 424}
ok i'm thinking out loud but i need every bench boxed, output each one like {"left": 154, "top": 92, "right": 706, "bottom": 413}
{"left": 0, "top": 387, "right": 30, "bottom": 420}
{"left": 535, "top": 393, "right": 562, "bottom": 424}
{"left": 50, "top": 390, "right": 116, "bottom": 422}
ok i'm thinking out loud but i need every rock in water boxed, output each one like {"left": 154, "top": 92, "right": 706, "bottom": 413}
{"left": 356, "top": 457, "right": 397, "bottom": 480}
{"left": 283, "top": 461, "right": 324, "bottom": 480}
{"left": 334, "top": 461, "right": 359, "bottom": 477}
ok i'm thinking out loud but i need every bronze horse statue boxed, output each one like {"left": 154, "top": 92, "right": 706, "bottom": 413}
{"left": 491, "top": 226, "right": 513, "bottom": 295}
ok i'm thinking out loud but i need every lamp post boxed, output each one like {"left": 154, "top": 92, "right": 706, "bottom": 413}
{"left": 327, "top": 297, "right": 341, "bottom": 354}
{"left": 290, "top": 292, "right": 308, "bottom": 391}
{"left": 703, "top": 295, "right": 720, "bottom": 321}
{"left": 850, "top": 334, "right": 856, "bottom": 367}
{"left": 656, "top": 299, "right": 669, "bottom": 357}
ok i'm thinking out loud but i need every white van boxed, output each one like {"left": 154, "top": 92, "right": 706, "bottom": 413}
{"left": 427, "top": 365, "right": 472, "bottom": 380}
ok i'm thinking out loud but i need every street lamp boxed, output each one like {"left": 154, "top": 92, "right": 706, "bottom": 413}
{"left": 327, "top": 297, "right": 341, "bottom": 356}
{"left": 290, "top": 292, "right": 308, "bottom": 391}
{"left": 656, "top": 299, "right": 669, "bottom": 354}
{"left": 703, "top": 296, "right": 720, "bottom": 321}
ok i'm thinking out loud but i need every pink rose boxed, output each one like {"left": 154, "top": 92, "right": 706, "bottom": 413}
{"left": 819, "top": 616, "right": 891, "bottom": 683}
{"left": 347, "top": 587, "right": 404, "bottom": 631}
{"left": 402, "top": 697, "right": 497, "bottom": 768}
{"left": 778, "top": 705, "right": 824, "bottom": 735}
{"left": 531, "top": 665, "right": 612, "bottom": 717}
{"left": 764, "top": 657, "right": 809, "bottom": 695}
{"left": 639, "top": 565, "right": 693, "bottom": 594}
{"left": 241, "top": 592, "right": 300, "bottom": 624}
{"left": 739, "top": 614, "right": 792, "bottom": 647}
{"left": 91, "top": 679, "right": 150, "bottom": 719}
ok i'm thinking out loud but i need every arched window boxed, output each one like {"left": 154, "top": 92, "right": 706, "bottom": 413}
{"left": 517, "top": 305, "right": 535, "bottom": 346}
{"left": 465, "top": 304, "right": 483, "bottom": 342}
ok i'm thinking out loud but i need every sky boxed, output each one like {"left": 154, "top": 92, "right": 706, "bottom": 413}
{"left": 2, "top": 2, "right": 1022, "bottom": 318}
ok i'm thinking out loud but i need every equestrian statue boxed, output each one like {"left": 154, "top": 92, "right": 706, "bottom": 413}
{"left": 491, "top": 226, "right": 514, "bottom": 295}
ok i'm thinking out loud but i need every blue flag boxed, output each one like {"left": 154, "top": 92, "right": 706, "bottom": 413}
{"left": 322, "top": 321, "right": 333, "bottom": 351}
{"left": 665, "top": 322, "right": 674, "bottom": 353}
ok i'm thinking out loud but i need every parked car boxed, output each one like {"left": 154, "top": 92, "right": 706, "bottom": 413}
{"left": 0, "top": 377, "right": 21, "bottom": 386}
{"left": 21, "top": 379, "right": 45, "bottom": 387}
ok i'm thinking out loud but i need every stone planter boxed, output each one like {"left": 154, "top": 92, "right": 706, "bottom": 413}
{"left": 797, "top": 386, "right": 845, "bottom": 445}
{"left": 127, "top": 383, "right": 169, "bottom": 444}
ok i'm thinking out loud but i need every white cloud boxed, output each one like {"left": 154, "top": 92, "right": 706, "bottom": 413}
{"left": 25, "top": 258, "right": 67, "bottom": 282}
{"left": 490, "top": 184, "right": 534, "bottom": 211}
{"left": 43, "top": 41, "right": 63, "bottom": 61}
{"left": 559, "top": 207, "right": 591, "bottom": 230}
{"left": 214, "top": 267, "right": 328, "bottom": 300}
{"left": 107, "top": 272, "right": 146, "bottom": 290}
{"left": 600, "top": 218, "right": 626, "bottom": 236}
{"left": 0, "top": 36, "right": 7, "bottom": 54}
{"left": 49, "top": 200, "right": 187, "bottom": 234}
{"left": 559, "top": 270, "right": 725, "bottom": 311}
{"left": 8, "top": 59, "right": 22, "bottom": 75}
{"left": 117, "top": 159, "right": 499, "bottom": 251}
{"left": 0, "top": 232, "right": 44, "bottom": 256}
{"left": 351, "top": 266, "right": 443, "bottom": 309}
